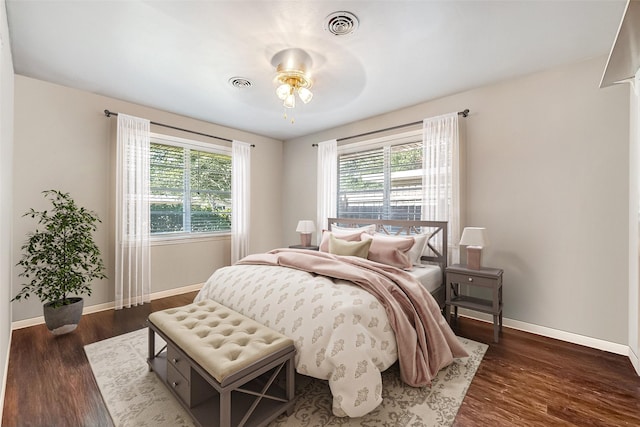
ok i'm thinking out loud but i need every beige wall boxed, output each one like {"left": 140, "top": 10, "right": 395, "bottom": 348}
{"left": 11, "top": 75, "right": 283, "bottom": 322}
{"left": 284, "top": 56, "right": 630, "bottom": 345}
{"left": 0, "top": 0, "right": 14, "bottom": 414}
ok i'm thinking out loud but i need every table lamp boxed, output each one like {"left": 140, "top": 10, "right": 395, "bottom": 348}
{"left": 296, "top": 220, "right": 315, "bottom": 247}
{"left": 459, "top": 227, "right": 489, "bottom": 270}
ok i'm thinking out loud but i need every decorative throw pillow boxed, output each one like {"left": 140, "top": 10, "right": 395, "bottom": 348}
{"left": 361, "top": 233, "right": 415, "bottom": 269}
{"left": 319, "top": 230, "right": 363, "bottom": 252}
{"left": 328, "top": 233, "right": 372, "bottom": 258}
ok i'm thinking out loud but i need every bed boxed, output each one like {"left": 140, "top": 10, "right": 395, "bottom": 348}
{"left": 194, "top": 218, "right": 467, "bottom": 418}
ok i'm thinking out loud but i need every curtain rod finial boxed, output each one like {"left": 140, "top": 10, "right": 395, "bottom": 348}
{"left": 104, "top": 109, "right": 112, "bottom": 117}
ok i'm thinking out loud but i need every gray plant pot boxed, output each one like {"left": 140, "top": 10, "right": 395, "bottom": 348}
{"left": 43, "top": 297, "right": 84, "bottom": 335}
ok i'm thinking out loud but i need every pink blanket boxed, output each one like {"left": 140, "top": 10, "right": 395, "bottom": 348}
{"left": 237, "top": 249, "right": 468, "bottom": 386}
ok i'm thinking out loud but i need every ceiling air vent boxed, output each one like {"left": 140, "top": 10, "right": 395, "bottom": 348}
{"left": 324, "top": 11, "right": 359, "bottom": 36}
{"left": 228, "top": 77, "right": 252, "bottom": 89}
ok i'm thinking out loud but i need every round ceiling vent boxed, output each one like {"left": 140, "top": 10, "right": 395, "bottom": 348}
{"left": 324, "top": 11, "right": 359, "bottom": 36}
{"left": 228, "top": 77, "right": 252, "bottom": 89}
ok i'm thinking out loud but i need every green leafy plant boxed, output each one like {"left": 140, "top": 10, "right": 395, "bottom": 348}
{"left": 13, "top": 190, "right": 106, "bottom": 308}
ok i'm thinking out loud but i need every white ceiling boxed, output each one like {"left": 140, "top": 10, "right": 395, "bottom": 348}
{"left": 5, "top": 1, "right": 627, "bottom": 141}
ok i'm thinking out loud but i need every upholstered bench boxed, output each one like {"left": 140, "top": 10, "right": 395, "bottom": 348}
{"left": 147, "top": 299, "right": 296, "bottom": 427}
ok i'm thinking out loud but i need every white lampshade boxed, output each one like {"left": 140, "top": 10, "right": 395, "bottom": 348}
{"left": 276, "top": 83, "right": 291, "bottom": 100}
{"left": 296, "top": 220, "right": 315, "bottom": 233}
{"left": 297, "top": 87, "right": 313, "bottom": 104}
{"left": 283, "top": 93, "right": 296, "bottom": 108}
{"left": 459, "top": 227, "right": 489, "bottom": 247}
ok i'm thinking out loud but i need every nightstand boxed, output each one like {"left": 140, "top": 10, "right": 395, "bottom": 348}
{"left": 445, "top": 263, "right": 503, "bottom": 342}
{"left": 288, "top": 245, "right": 319, "bottom": 251}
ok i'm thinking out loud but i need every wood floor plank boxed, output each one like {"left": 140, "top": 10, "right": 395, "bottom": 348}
{"left": 3, "top": 291, "right": 640, "bottom": 427}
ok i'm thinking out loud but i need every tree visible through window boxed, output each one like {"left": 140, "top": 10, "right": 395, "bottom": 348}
{"left": 150, "top": 140, "right": 231, "bottom": 235}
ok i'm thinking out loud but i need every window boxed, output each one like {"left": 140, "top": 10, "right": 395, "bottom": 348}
{"left": 335, "top": 114, "right": 461, "bottom": 261}
{"left": 149, "top": 135, "right": 231, "bottom": 236}
{"left": 337, "top": 130, "right": 423, "bottom": 221}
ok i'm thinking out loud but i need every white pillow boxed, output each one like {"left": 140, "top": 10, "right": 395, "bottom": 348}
{"left": 407, "top": 234, "right": 429, "bottom": 265}
{"left": 331, "top": 224, "right": 377, "bottom": 235}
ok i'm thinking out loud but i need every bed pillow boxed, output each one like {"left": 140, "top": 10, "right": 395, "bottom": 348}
{"left": 361, "top": 233, "right": 415, "bottom": 269}
{"left": 328, "top": 233, "right": 372, "bottom": 258}
{"left": 406, "top": 233, "right": 429, "bottom": 266}
{"left": 319, "top": 230, "right": 363, "bottom": 252}
{"left": 330, "top": 224, "right": 377, "bottom": 235}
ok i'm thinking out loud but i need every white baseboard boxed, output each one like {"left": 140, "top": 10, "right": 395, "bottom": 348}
{"left": 457, "top": 309, "right": 629, "bottom": 356}
{"left": 10, "top": 283, "right": 204, "bottom": 330}
{"left": 629, "top": 347, "right": 640, "bottom": 375}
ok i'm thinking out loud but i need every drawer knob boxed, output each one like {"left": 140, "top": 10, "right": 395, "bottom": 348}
{"left": 172, "top": 358, "right": 179, "bottom": 364}
{"left": 171, "top": 381, "right": 178, "bottom": 388}
{"left": 468, "top": 277, "right": 473, "bottom": 282}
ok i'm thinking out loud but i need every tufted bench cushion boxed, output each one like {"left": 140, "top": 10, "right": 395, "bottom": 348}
{"left": 148, "top": 299, "right": 294, "bottom": 385}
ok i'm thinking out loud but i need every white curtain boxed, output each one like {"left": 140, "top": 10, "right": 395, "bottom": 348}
{"left": 231, "top": 140, "right": 251, "bottom": 264}
{"left": 422, "top": 112, "right": 461, "bottom": 264}
{"left": 316, "top": 139, "right": 337, "bottom": 239}
{"left": 116, "top": 114, "right": 151, "bottom": 309}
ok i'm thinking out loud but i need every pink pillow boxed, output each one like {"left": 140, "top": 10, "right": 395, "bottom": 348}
{"left": 361, "top": 234, "right": 415, "bottom": 269}
{"left": 319, "top": 230, "right": 363, "bottom": 252}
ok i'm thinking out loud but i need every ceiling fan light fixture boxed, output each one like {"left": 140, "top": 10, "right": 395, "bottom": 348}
{"left": 271, "top": 48, "right": 314, "bottom": 120}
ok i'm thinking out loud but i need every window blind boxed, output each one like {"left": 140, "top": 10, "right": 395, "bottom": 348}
{"left": 150, "top": 141, "right": 231, "bottom": 234}
{"left": 337, "top": 136, "right": 424, "bottom": 221}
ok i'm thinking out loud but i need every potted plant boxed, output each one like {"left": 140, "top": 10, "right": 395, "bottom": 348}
{"left": 13, "top": 190, "right": 106, "bottom": 335}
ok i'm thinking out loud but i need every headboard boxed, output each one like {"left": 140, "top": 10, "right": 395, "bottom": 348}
{"left": 327, "top": 218, "right": 448, "bottom": 270}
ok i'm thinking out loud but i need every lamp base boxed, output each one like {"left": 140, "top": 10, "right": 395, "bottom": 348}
{"left": 466, "top": 246, "right": 482, "bottom": 270}
{"left": 300, "top": 233, "right": 311, "bottom": 247}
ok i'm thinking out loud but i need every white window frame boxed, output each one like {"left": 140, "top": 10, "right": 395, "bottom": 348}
{"left": 149, "top": 132, "right": 232, "bottom": 244}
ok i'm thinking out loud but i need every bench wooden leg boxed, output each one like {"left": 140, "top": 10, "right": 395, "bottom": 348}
{"left": 286, "top": 355, "right": 295, "bottom": 416}
{"left": 220, "top": 390, "right": 231, "bottom": 427}
{"left": 148, "top": 328, "right": 155, "bottom": 372}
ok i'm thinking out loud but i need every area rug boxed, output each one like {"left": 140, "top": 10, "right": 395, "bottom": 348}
{"left": 84, "top": 328, "right": 487, "bottom": 427}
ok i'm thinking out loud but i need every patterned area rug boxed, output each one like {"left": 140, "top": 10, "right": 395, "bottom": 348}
{"left": 84, "top": 328, "right": 487, "bottom": 427}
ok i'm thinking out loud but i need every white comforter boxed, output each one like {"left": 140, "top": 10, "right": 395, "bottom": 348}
{"left": 195, "top": 264, "right": 398, "bottom": 417}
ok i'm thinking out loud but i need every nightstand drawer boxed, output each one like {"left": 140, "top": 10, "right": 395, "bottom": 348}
{"left": 447, "top": 272, "right": 497, "bottom": 288}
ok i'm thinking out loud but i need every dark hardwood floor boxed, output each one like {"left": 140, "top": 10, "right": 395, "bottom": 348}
{"left": 3, "top": 292, "right": 640, "bottom": 426}
{"left": 452, "top": 320, "right": 640, "bottom": 427}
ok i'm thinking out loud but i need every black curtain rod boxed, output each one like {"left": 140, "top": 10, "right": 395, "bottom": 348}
{"left": 104, "top": 109, "right": 255, "bottom": 147}
{"left": 312, "top": 109, "right": 470, "bottom": 146}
